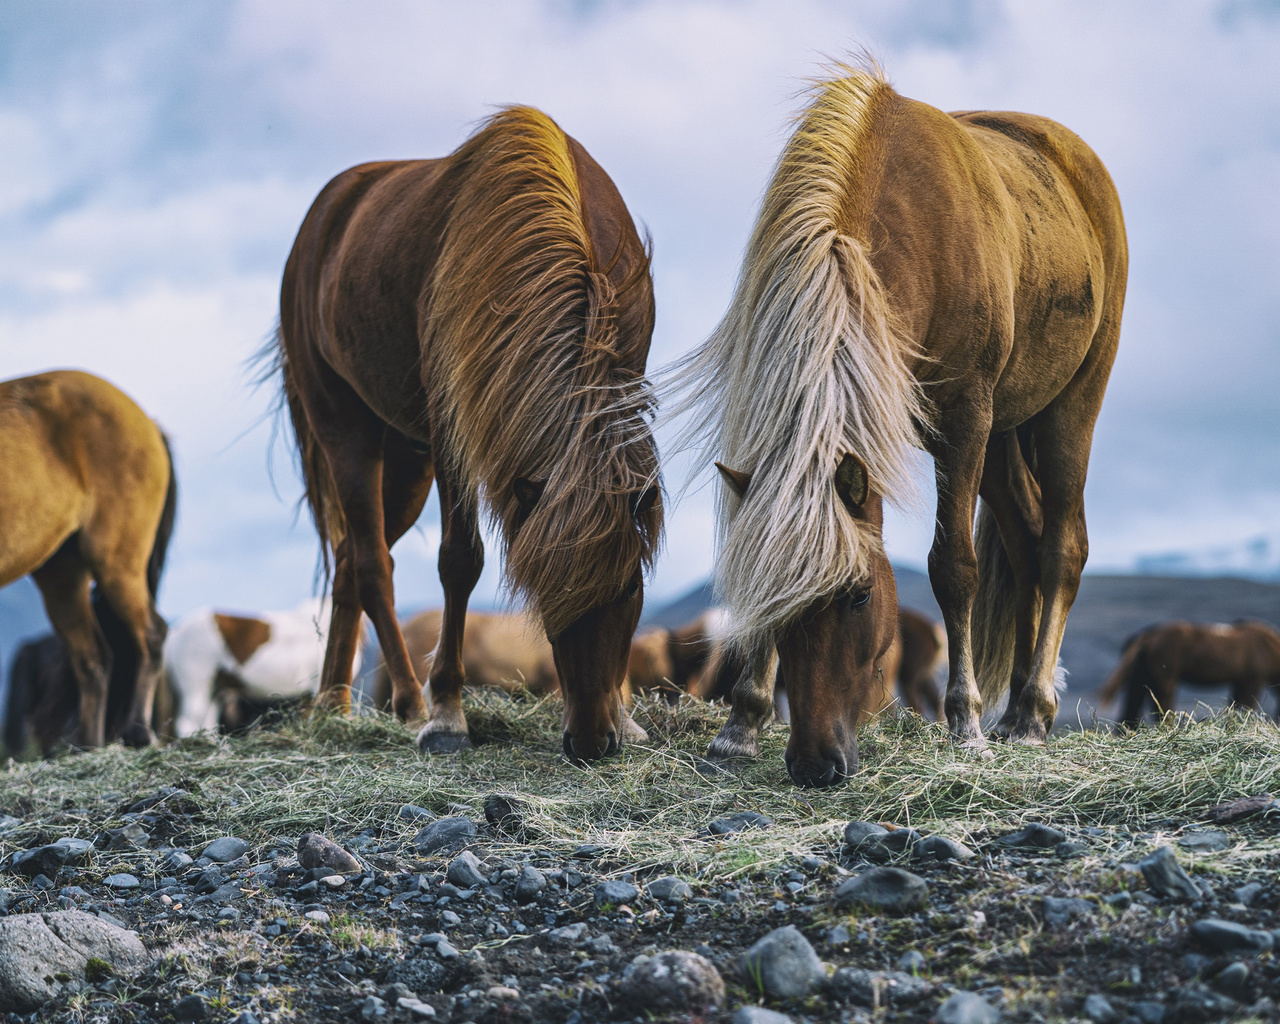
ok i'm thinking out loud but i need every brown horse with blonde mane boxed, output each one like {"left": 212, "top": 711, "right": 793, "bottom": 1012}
{"left": 0, "top": 370, "right": 176, "bottom": 749}
{"left": 274, "top": 107, "right": 662, "bottom": 760}
{"left": 1097, "top": 620, "right": 1280, "bottom": 725}
{"left": 667, "top": 63, "right": 1126, "bottom": 785}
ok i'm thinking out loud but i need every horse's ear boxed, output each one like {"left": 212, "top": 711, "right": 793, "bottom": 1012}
{"left": 834, "top": 452, "right": 869, "bottom": 510}
{"left": 715, "top": 462, "right": 752, "bottom": 499}
{"left": 630, "top": 485, "right": 660, "bottom": 519}
{"left": 513, "top": 478, "right": 545, "bottom": 512}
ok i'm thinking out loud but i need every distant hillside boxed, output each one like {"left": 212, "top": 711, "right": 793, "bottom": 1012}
{"left": 646, "top": 568, "right": 1280, "bottom": 712}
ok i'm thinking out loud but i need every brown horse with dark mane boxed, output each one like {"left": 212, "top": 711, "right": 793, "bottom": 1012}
{"left": 274, "top": 107, "right": 662, "bottom": 760}
{"left": 668, "top": 62, "right": 1126, "bottom": 784}
{"left": 1097, "top": 620, "right": 1280, "bottom": 725}
{"left": 0, "top": 370, "right": 176, "bottom": 748}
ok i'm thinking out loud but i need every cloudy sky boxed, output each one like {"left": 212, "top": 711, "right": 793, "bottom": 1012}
{"left": 0, "top": 0, "right": 1277, "bottom": 623}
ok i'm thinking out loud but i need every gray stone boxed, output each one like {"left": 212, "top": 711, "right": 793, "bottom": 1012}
{"left": 230, "top": 1013, "right": 262, "bottom": 1024}
{"left": 360, "top": 994, "right": 387, "bottom": 1019}
{"left": 848, "top": 827, "right": 923, "bottom": 862}
{"left": 1189, "top": 918, "right": 1273, "bottom": 954}
{"left": 482, "top": 794, "right": 524, "bottom": 834}
{"left": 915, "top": 835, "right": 975, "bottom": 862}
{"left": 1083, "top": 993, "right": 1118, "bottom": 1023}
{"left": 1233, "top": 882, "right": 1263, "bottom": 906}
{"left": 445, "top": 851, "right": 487, "bottom": 890}
{"left": 304, "top": 909, "right": 329, "bottom": 924}
{"left": 1042, "top": 896, "right": 1095, "bottom": 929}
{"left": 826, "top": 923, "right": 852, "bottom": 947}
{"left": 397, "top": 997, "right": 436, "bottom": 1018}
{"left": 936, "top": 991, "right": 999, "bottom": 1024}
{"left": 619, "top": 950, "right": 725, "bottom": 1012}
{"left": 0, "top": 816, "right": 20, "bottom": 833}
{"left": 709, "top": 811, "right": 773, "bottom": 835}
{"left": 996, "top": 822, "right": 1066, "bottom": 849}
{"left": 827, "top": 967, "right": 932, "bottom": 1006}
{"left": 1140, "top": 846, "right": 1202, "bottom": 900}
{"left": 201, "top": 836, "right": 250, "bottom": 863}
{"left": 740, "top": 925, "right": 825, "bottom": 999}
{"left": 1178, "top": 830, "right": 1230, "bottom": 853}
{"left": 0, "top": 910, "right": 151, "bottom": 1012}
{"left": 833, "top": 867, "right": 928, "bottom": 915}
{"left": 398, "top": 804, "right": 435, "bottom": 823}
{"left": 587, "top": 934, "right": 618, "bottom": 956}
{"left": 647, "top": 876, "right": 693, "bottom": 902}
{"left": 733, "top": 1008, "right": 793, "bottom": 1024}
{"left": 1129, "top": 1000, "right": 1165, "bottom": 1023}
{"left": 9, "top": 837, "right": 93, "bottom": 878}
{"left": 548, "top": 922, "right": 589, "bottom": 944}
{"left": 104, "top": 873, "right": 140, "bottom": 889}
{"left": 105, "top": 823, "right": 149, "bottom": 850}
{"left": 1210, "top": 961, "right": 1250, "bottom": 999}
{"left": 412, "top": 817, "right": 477, "bottom": 855}
{"left": 162, "top": 850, "right": 193, "bottom": 872}
{"left": 297, "top": 833, "right": 361, "bottom": 874}
{"left": 842, "top": 821, "right": 888, "bottom": 847}
{"left": 595, "top": 880, "right": 639, "bottom": 907}
{"left": 896, "top": 950, "right": 927, "bottom": 974}
{"left": 1055, "top": 841, "right": 1090, "bottom": 859}
{"left": 1171, "top": 986, "right": 1237, "bottom": 1021}
{"left": 514, "top": 865, "right": 546, "bottom": 904}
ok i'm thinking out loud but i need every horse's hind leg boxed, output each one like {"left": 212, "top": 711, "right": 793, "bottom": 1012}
{"left": 31, "top": 541, "right": 110, "bottom": 748}
{"left": 94, "top": 572, "right": 165, "bottom": 747}
{"left": 1007, "top": 343, "right": 1116, "bottom": 743}
{"left": 416, "top": 463, "right": 482, "bottom": 754}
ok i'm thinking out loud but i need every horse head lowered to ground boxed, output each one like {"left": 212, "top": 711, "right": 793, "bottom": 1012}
{"left": 274, "top": 106, "right": 661, "bottom": 761}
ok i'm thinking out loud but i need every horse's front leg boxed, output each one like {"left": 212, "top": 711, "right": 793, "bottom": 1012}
{"left": 706, "top": 645, "right": 776, "bottom": 762}
{"left": 416, "top": 466, "right": 481, "bottom": 754}
{"left": 928, "top": 399, "right": 993, "bottom": 753}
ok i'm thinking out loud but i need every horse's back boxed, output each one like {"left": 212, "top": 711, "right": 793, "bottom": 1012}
{"left": 0, "top": 370, "right": 168, "bottom": 585}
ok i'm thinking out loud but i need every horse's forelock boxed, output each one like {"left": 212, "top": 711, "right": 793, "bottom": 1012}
{"left": 430, "top": 106, "right": 662, "bottom": 636}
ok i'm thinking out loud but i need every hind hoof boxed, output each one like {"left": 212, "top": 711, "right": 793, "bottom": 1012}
{"left": 416, "top": 728, "right": 473, "bottom": 755}
{"left": 121, "top": 723, "right": 156, "bottom": 749}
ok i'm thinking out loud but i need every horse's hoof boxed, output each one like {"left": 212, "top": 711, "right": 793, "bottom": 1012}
{"left": 1007, "top": 722, "right": 1049, "bottom": 746}
{"left": 121, "top": 724, "right": 156, "bottom": 749}
{"left": 706, "top": 733, "right": 760, "bottom": 762}
{"left": 620, "top": 714, "right": 649, "bottom": 744}
{"left": 955, "top": 734, "right": 994, "bottom": 759}
{"left": 416, "top": 728, "right": 473, "bottom": 754}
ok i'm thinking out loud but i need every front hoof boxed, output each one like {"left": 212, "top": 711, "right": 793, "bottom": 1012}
{"left": 415, "top": 727, "right": 473, "bottom": 754}
{"left": 1007, "top": 718, "right": 1049, "bottom": 746}
{"left": 620, "top": 713, "right": 648, "bottom": 744}
{"left": 706, "top": 733, "right": 760, "bottom": 763}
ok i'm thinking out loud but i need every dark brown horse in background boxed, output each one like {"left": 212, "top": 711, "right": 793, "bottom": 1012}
{"left": 0, "top": 371, "right": 176, "bottom": 749}
{"left": 274, "top": 107, "right": 662, "bottom": 761}
{"left": 1097, "top": 620, "right": 1280, "bottom": 725}
{"left": 667, "top": 62, "right": 1126, "bottom": 784}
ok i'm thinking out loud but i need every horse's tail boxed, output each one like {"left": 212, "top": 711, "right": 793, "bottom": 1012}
{"left": 147, "top": 433, "right": 178, "bottom": 598}
{"left": 1097, "top": 633, "right": 1145, "bottom": 709}
{"left": 971, "top": 501, "right": 1023, "bottom": 709}
{"left": 264, "top": 328, "right": 345, "bottom": 586}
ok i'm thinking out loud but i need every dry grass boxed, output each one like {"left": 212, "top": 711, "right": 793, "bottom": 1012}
{"left": 3, "top": 692, "right": 1280, "bottom": 884}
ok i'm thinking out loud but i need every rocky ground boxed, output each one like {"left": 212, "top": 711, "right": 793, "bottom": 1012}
{"left": 1, "top": 697, "right": 1279, "bottom": 1024}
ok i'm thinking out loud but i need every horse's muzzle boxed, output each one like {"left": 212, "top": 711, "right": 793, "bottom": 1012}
{"left": 563, "top": 728, "right": 619, "bottom": 763}
{"left": 786, "top": 749, "right": 852, "bottom": 789}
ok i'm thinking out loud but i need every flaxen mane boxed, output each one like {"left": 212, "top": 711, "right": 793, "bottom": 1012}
{"left": 428, "top": 107, "right": 661, "bottom": 636}
{"left": 664, "top": 67, "right": 923, "bottom": 650}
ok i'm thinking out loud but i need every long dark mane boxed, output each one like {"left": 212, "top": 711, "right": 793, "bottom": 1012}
{"left": 428, "top": 107, "right": 662, "bottom": 635}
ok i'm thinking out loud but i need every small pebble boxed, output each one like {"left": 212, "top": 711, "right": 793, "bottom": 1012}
{"left": 733, "top": 1008, "right": 794, "bottom": 1024}
{"left": 708, "top": 811, "right": 773, "bottom": 835}
{"left": 595, "top": 880, "right": 639, "bottom": 907}
{"left": 1083, "top": 992, "right": 1118, "bottom": 1023}
{"left": 619, "top": 949, "right": 725, "bottom": 1012}
{"left": 935, "top": 991, "right": 998, "bottom": 1024}
{"left": 739, "top": 925, "right": 825, "bottom": 999}
{"left": 201, "top": 836, "right": 250, "bottom": 863}
{"left": 304, "top": 909, "right": 330, "bottom": 924}
{"left": 104, "top": 873, "right": 140, "bottom": 889}
{"left": 833, "top": 867, "right": 928, "bottom": 915}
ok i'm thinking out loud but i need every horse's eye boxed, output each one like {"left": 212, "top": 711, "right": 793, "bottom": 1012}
{"left": 622, "top": 580, "right": 640, "bottom": 602}
{"left": 847, "top": 588, "right": 871, "bottom": 609}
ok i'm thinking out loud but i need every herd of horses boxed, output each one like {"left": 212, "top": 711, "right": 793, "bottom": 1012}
{"left": 2, "top": 62, "right": 1277, "bottom": 785}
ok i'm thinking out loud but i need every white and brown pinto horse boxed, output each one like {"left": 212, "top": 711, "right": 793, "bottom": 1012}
{"left": 668, "top": 64, "right": 1126, "bottom": 785}
{"left": 165, "top": 598, "right": 337, "bottom": 737}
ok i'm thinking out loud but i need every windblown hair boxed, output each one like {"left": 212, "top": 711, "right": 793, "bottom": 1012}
{"left": 427, "top": 107, "right": 662, "bottom": 637}
{"left": 664, "top": 65, "right": 924, "bottom": 651}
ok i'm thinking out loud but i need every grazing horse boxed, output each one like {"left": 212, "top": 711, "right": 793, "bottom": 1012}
{"left": 274, "top": 107, "right": 662, "bottom": 760}
{"left": 896, "top": 606, "right": 947, "bottom": 719}
{"left": 0, "top": 370, "right": 176, "bottom": 748}
{"left": 1097, "top": 620, "right": 1280, "bottom": 726}
{"left": 667, "top": 63, "right": 1126, "bottom": 784}
{"left": 164, "top": 599, "right": 335, "bottom": 738}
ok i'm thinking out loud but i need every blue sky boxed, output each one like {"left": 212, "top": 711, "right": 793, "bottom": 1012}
{"left": 0, "top": 0, "right": 1278, "bottom": 621}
